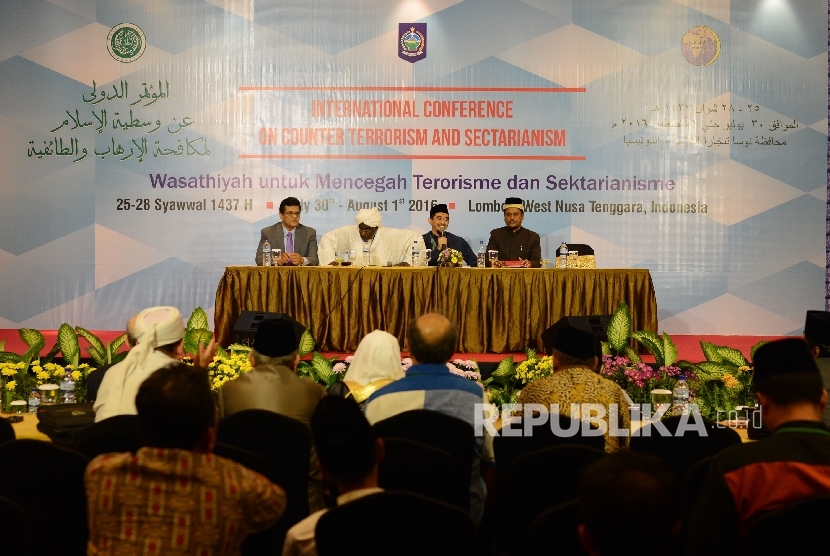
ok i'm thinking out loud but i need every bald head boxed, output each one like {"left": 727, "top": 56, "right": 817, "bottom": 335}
{"left": 126, "top": 314, "right": 139, "bottom": 348}
{"left": 408, "top": 313, "right": 457, "bottom": 364}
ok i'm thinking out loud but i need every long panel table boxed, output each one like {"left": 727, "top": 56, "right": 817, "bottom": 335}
{"left": 214, "top": 266, "right": 657, "bottom": 353}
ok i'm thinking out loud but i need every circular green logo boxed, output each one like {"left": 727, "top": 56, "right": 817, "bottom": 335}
{"left": 107, "top": 23, "right": 146, "bottom": 63}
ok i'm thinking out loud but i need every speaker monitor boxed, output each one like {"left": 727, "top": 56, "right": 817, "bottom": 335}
{"left": 232, "top": 311, "right": 309, "bottom": 349}
{"left": 541, "top": 315, "right": 612, "bottom": 355}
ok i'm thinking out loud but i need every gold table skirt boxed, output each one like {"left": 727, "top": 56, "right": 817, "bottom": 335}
{"left": 214, "top": 266, "right": 657, "bottom": 353}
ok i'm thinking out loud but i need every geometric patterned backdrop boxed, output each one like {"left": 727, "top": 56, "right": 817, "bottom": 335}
{"left": 0, "top": 0, "right": 826, "bottom": 335}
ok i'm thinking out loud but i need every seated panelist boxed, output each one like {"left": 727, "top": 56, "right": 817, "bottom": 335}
{"left": 486, "top": 197, "right": 541, "bottom": 268}
{"left": 255, "top": 196, "right": 318, "bottom": 266}
{"left": 422, "top": 203, "right": 477, "bottom": 268}
{"left": 317, "top": 207, "right": 426, "bottom": 267}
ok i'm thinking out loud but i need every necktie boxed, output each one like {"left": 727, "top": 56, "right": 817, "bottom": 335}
{"left": 286, "top": 231, "right": 294, "bottom": 253}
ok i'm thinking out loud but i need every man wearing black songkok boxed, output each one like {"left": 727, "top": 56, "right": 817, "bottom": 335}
{"left": 687, "top": 338, "right": 830, "bottom": 554}
{"left": 422, "top": 203, "right": 477, "bottom": 267}
{"left": 803, "top": 310, "right": 830, "bottom": 427}
{"left": 217, "top": 317, "right": 326, "bottom": 511}
{"left": 485, "top": 197, "right": 541, "bottom": 267}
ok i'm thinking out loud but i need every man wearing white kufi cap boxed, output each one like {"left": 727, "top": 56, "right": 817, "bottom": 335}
{"left": 317, "top": 207, "right": 427, "bottom": 267}
{"left": 94, "top": 306, "right": 216, "bottom": 422}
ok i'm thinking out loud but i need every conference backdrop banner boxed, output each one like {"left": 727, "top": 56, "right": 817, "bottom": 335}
{"left": 0, "top": 0, "right": 826, "bottom": 336}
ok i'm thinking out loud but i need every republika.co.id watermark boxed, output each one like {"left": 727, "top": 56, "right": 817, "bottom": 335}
{"left": 474, "top": 403, "right": 762, "bottom": 437}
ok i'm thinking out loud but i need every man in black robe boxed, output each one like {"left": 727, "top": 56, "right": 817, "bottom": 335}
{"left": 486, "top": 197, "right": 541, "bottom": 268}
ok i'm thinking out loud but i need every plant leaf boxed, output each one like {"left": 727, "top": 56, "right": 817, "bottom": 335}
{"left": 750, "top": 340, "right": 768, "bottom": 360}
{"left": 0, "top": 340, "right": 4, "bottom": 352}
{"left": 606, "top": 302, "right": 631, "bottom": 353}
{"left": 694, "top": 361, "right": 736, "bottom": 380}
{"left": 632, "top": 331, "right": 663, "bottom": 366}
{"left": 227, "top": 343, "right": 252, "bottom": 353}
{"left": 600, "top": 341, "right": 611, "bottom": 356}
{"left": 215, "top": 345, "right": 229, "bottom": 360}
{"left": 0, "top": 352, "right": 22, "bottom": 364}
{"left": 107, "top": 334, "right": 128, "bottom": 362}
{"left": 184, "top": 328, "right": 212, "bottom": 357}
{"left": 311, "top": 352, "right": 334, "bottom": 385}
{"left": 75, "top": 327, "right": 106, "bottom": 360}
{"left": 298, "top": 329, "right": 315, "bottom": 356}
{"left": 18, "top": 328, "right": 45, "bottom": 367}
{"left": 700, "top": 341, "right": 723, "bottom": 363}
{"left": 525, "top": 347, "right": 536, "bottom": 360}
{"left": 187, "top": 307, "right": 209, "bottom": 332}
{"left": 19, "top": 328, "right": 44, "bottom": 350}
{"left": 716, "top": 346, "right": 748, "bottom": 367}
{"left": 492, "top": 356, "right": 515, "bottom": 378}
{"left": 623, "top": 345, "right": 641, "bottom": 364}
{"left": 662, "top": 332, "right": 678, "bottom": 367}
{"left": 295, "top": 361, "right": 314, "bottom": 380}
{"left": 86, "top": 345, "right": 107, "bottom": 367}
{"left": 58, "top": 323, "right": 80, "bottom": 367}
{"left": 111, "top": 352, "right": 128, "bottom": 365}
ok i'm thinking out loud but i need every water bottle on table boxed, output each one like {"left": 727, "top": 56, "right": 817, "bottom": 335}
{"left": 262, "top": 239, "right": 272, "bottom": 266}
{"left": 559, "top": 241, "right": 569, "bottom": 268}
{"left": 411, "top": 241, "right": 420, "bottom": 267}
{"left": 672, "top": 374, "right": 689, "bottom": 415}
{"left": 60, "top": 371, "right": 76, "bottom": 404}
{"left": 362, "top": 241, "right": 371, "bottom": 266}
{"left": 477, "top": 241, "right": 486, "bottom": 268}
{"left": 28, "top": 388, "right": 40, "bottom": 413}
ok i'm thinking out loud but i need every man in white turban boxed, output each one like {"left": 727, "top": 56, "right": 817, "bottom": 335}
{"left": 317, "top": 207, "right": 427, "bottom": 266}
{"left": 94, "top": 306, "right": 216, "bottom": 422}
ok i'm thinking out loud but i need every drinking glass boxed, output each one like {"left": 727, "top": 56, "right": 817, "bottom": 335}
{"left": 334, "top": 254, "right": 345, "bottom": 265}
{"left": 567, "top": 250, "right": 579, "bottom": 268}
{"left": 650, "top": 389, "right": 673, "bottom": 415}
{"left": 424, "top": 249, "right": 432, "bottom": 265}
{"left": 487, "top": 250, "right": 499, "bottom": 267}
{"left": 10, "top": 400, "right": 26, "bottom": 413}
{"left": 540, "top": 258, "right": 550, "bottom": 268}
{"left": 273, "top": 248, "right": 282, "bottom": 265}
{"left": 39, "top": 384, "right": 59, "bottom": 405}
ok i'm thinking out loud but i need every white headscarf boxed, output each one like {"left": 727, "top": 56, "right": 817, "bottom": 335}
{"left": 344, "top": 330, "right": 403, "bottom": 386}
{"left": 123, "top": 306, "right": 185, "bottom": 377}
{"left": 355, "top": 207, "right": 383, "bottom": 227}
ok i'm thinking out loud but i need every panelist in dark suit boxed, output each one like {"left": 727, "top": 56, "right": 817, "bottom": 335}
{"left": 255, "top": 197, "right": 319, "bottom": 266}
{"left": 486, "top": 197, "right": 541, "bottom": 268}
{"left": 422, "top": 203, "right": 477, "bottom": 267}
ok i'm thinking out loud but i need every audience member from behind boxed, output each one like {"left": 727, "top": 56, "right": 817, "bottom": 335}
{"left": 218, "top": 317, "right": 326, "bottom": 511}
{"left": 519, "top": 326, "right": 630, "bottom": 452}
{"left": 363, "top": 313, "right": 492, "bottom": 524}
{"left": 94, "top": 306, "right": 216, "bottom": 422}
{"left": 85, "top": 363, "right": 287, "bottom": 555}
{"left": 578, "top": 451, "right": 680, "bottom": 556}
{"left": 282, "top": 396, "right": 384, "bottom": 556}
{"left": 687, "top": 338, "right": 830, "bottom": 554}
{"left": 327, "top": 330, "right": 404, "bottom": 406}
{"left": 803, "top": 310, "right": 830, "bottom": 427}
{"left": 86, "top": 314, "right": 138, "bottom": 402}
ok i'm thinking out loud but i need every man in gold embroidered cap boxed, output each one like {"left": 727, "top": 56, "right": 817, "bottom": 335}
{"left": 94, "top": 306, "right": 216, "bottom": 422}
{"left": 803, "top": 310, "right": 830, "bottom": 426}
{"left": 317, "top": 206, "right": 426, "bottom": 266}
{"left": 486, "top": 197, "right": 541, "bottom": 268}
{"left": 519, "top": 325, "right": 629, "bottom": 452}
